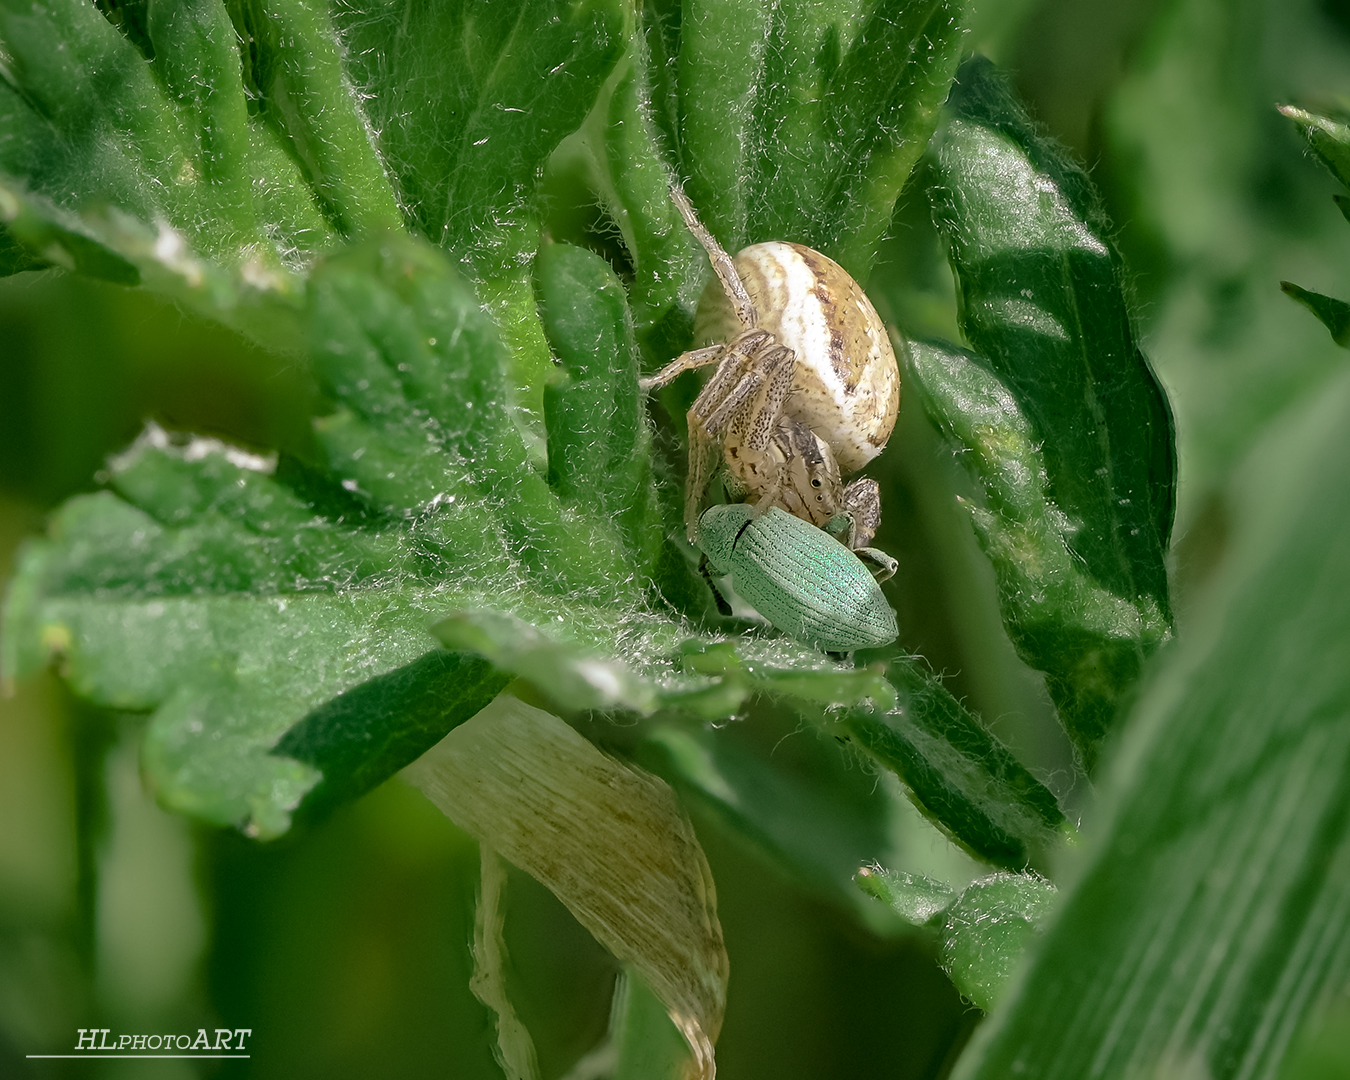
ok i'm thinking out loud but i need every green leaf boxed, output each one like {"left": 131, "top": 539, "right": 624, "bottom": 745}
{"left": 327, "top": 0, "right": 628, "bottom": 429}
{"left": 928, "top": 57, "right": 1177, "bottom": 768}
{"left": 0, "top": 227, "right": 901, "bottom": 840}
{"left": 0, "top": 0, "right": 342, "bottom": 262}
{"left": 0, "top": 221, "right": 50, "bottom": 275}
{"left": 0, "top": 0, "right": 187, "bottom": 221}
{"left": 638, "top": 0, "right": 964, "bottom": 281}
{"left": 854, "top": 864, "right": 957, "bottom": 925}
{"left": 1281, "top": 280, "right": 1350, "bottom": 347}
{"left": 906, "top": 339, "right": 1173, "bottom": 773}
{"left": 859, "top": 865, "right": 1057, "bottom": 1011}
{"left": 331, "top": 0, "right": 626, "bottom": 274}
{"left": 273, "top": 649, "right": 510, "bottom": 819}
{"left": 0, "top": 0, "right": 1020, "bottom": 919}
{"left": 936, "top": 872, "right": 1056, "bottom": 1011}
{"left": 308, "top": 234, "right": 635, "bottom": 596}
{"left": 430, "top": 609, "right": 894, "bottom": 719}
{"left": 744, "top": 0, "right": 966, "bottom": 277}
{"left": 670, "top": 0, "right": 771, "bottom": 251}
{"left": 0, "top": 446, "right": 456, "bottom": 837}
{"left": 596, "top": 45, "right": 703, "bottom": 344}
{"left": 952, "top": 369, "right": 1350, "bottom": 1079}
{"left": 426, "top": 604, "right": 1064, "bottom": 874}
{"left": 1279, "top": 104, "right": 1350, "bottom": 193}
{"left": 638, "top": 721, "right": 906, "bottom": 923}
{"left": 536, "top": 240, "right": 662, "bottom": 563}
{"left": 0, "top": 0, "right": 338, "bottom": 347}
{"left": 224, "top": 0, "right": 404, "bottom": 238}
{"left": 837, "top": 659, "right": 1069, "bottom": 869}
{"left": 0, "top": 185, "right": 140, "bottom": 285}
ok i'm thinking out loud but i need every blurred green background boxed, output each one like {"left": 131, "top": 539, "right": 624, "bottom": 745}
{"left": 4, "top": 0, "right": 1350, "bottom": 1075}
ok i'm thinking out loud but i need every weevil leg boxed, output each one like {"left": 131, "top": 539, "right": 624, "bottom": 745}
{"left": 640, "top": 344, "right": 725, "bottom": 392}
{"left": 670, "top": 184, "right": 757, "bottom": 330}
{"left": 824, "top": 513, "right": 854, "bottom": 545}
{"left": 698, "top": 556, "right": 733, "bottom": 616}
{"left": 841, "top": 478, "right": 882, "bottom": 550}
{"left": 854, "top": 547, "right": 898, "bottom": 583}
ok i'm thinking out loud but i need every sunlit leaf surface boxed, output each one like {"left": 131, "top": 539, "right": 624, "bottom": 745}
{"left": 926, "top": 58, "right": 1176, "bottom": 768}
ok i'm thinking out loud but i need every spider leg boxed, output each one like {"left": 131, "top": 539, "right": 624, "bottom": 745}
{"left": 739, "top": 344, "right": 795, "bottom": 453}
{"left": 670, "top": 184, "right": 757, "bottom": 330}
{"left": 685, "top": 408, "right": 728, "bottom": 542}
{"left": 689, "top": 348, "right": 753, "bottom": 428}
{"left": 701, "top": 369, "right": 764, "bottom": 438}
{"left": 684, "top": 366, "right": 771, "bottom": 540}
{"left": 640, "top": 344, "right": 725, "bottom": 392}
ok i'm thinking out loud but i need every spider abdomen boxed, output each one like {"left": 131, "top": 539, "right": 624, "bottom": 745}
{"left": 694, "top": 241, "right": 900, "bottom": 474}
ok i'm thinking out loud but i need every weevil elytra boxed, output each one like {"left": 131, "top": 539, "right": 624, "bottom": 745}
{"left": 698, "top": 504, "right": 898, "bottom": 654}
{"left": 642, "top": 188, "right": 900, "bottom": 557}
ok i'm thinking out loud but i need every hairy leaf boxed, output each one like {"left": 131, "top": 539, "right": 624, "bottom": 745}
{"left": 855, "top": 865, "right": 956, "bottom": 924}
{"left": 907, "top": 339, "right": 1173, "bottom": 772}
{"left": 609, "top": 0, "right": 965, "bottom": 293}
{"left": 928, "top": 58, "right": 1177, "bottom": 768}
{"left": 537, "top": 240, "right": 663, "bottom": 560}
{"left": 743, "top": 0, "right": 966, "bottom": 277}
{"left": 0, "top": 179, "right": 307, "bottom": 349}
{"left": 1, "top": 231, "right": 966, "bottom": 849}
{"left": 331, "top": 0, "right": 626, "bottom": 274}
{"left": 637, "top": 722, "right": 904, "bottom": 923}
{"left": 837, "top": 659, "right": 1068, "bottom": 869}
{"left": 597, "top": 42, "right": 704, "bottom": 345}
{"left": 858, "top": 865, "right": 1057, "bottom": 1011}
{"left": 225, "top": 0, "right": 404, "bottom": 239}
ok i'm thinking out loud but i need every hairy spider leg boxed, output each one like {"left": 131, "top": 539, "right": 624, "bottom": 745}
{"left": 738, "top": 345, "right": 795, "bottom": 454}
{"left": 688, "top": 332, "right": 771, "bottom": 419}
{"left": 694, "top": 342, "right": 797, "bottom": 535}
{"left": 681, "top": 332, "right": 782, "bottom": 539}
{"left": 685, "top": 371, "right": 763, "bottom": 539}
{"left": 639, "top": 344, "right": 724, "bottom": 392}
{"left": 729, "top": 346, "right": 798, "bottom": 514}
{"left": 670, "top": 184, "right": 756, "bottom": 330}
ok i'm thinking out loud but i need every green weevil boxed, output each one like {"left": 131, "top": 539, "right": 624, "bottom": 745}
{"left": 698, "top": 503, "right": 898, "bottom": 654}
